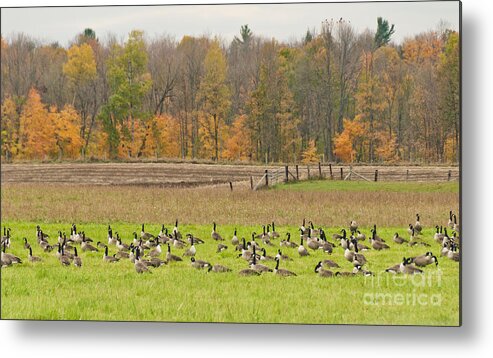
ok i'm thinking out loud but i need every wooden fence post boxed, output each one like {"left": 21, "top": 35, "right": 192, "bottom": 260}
{"left": 265, "top": 169, "right": 269, "bottom": 187}
{"left": 296, "top": 165, "right": 299, "bottom": 180}
{"left": 374, "top": 170, "right": 379, "bottom": 182}
{"left": 318, "top": 162, "right": 322, "bottom": 178}
{"left": 406, "top": 169, "right": 409, "bottom": 181}
{"left": 340, "top": 167, "right": 343, "bottom": 180}
{"left": 250, "top": 176, "right": 253, "bottom": 190}
{"left": 329, "top": 163, "right": 333, "bottom": 179}
{"left": 229, "top": 181, "right": 233, "bottom": 191}
{"left": 448, "top": 170, "right": 452, "bottom": 181}
{"left": 307, "top": 165, "right": 311, "bottom": 179}
{"left": 285, "top": 165, "right": 289, "bottom": 183}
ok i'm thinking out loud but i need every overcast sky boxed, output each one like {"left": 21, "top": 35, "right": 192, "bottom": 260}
{"left": 1, "top": 1, "right": 460, "bottom": 47}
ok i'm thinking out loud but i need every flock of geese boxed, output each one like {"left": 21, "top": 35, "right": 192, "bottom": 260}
{"left": 1, "top": 211, "right": 460, "bottom": 277}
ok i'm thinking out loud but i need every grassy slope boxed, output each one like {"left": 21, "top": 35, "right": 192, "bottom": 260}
{"left": 1, "top": 222, "right": 459, "bottom": 325}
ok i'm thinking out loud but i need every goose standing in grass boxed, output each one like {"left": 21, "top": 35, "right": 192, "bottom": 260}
{"left": 298, "top": 238, "right": 309, "bottom": 257}
{"left": 108, "top": 225, "right": 117, "bottom": 245}
{"left": 280, "top": 233, "right": 297, "bottom": 248}
{"left": 73, "top": 247, "right": 82, "bottom": 267}
{"left": 273, "top": 257, "right": 296, "bottom": 277}
{"left": 71, "top": 224, "right": 81, "bottom": 243}
{"left": 141, "top": 224, "right": 154, "bottom": 240}
{"left": 448, "top": 211, "right": 454, "bottom": 229}
{"left": 190, "top": 257, "right": 211, "bottom": 270}
{"left": 339, "top": 229, "right": 349, "bottom": 249}
{"left": 209, "top": 264, "right": 232, "bottom": 273}
{"left": 186, "top": 233, "right": 204, "bottom": 245}
{"left": 36, "top": 225, "right": 49, "bottom": 241}
{"left": 149, "top": 242, "right": 162, "bottom": 257}
{"left": 300, "top": 218, "right": 308, "bottom": 235}
{"left": 269, "top": 222, "right": 280, "bottom": 238}
{"left": 103, "top": 245, "right": 119, "bottom": 263}
{"left": 350, "top": 220, "right": 358, "bottom": 234}
{"left": 58, "top": 245, "right": 72, "bottom": 266}
{"left": 1, "top": 228, "right": 11, "bottom": 248}
{"left": 172, "top": 219, "right": 182, "bottom": 239}
{"left": 172, "top": 232, "right": 186, "bottom": 249}
{"left": 307, "top": 230, "right": 321, "bottom": 251}
{"left": 370, "top": 225, "right": 385, "bottom": 242}
{"left": 414, "top": 214, "right": 422, "bottom": 235}
{"left": 211, "top": 222, "right": 224, "bottom": 241}
{"left": 370, "top": 231, "right": 390, "bottom": 250}
{"left": 453, "top": 214, "right": 460, "bottom": 233}
{"left": 28, "top": 246, "right": 42, "bottom": 263}
{"left": 447, "top": 243, "right": 460, "bottom": 262}
{"left": 116, "top": 234, "right": 130, "bottom": 251}
{"left": 434, "top": 226, "right": 445, "bottom": 243}
{"left": 315, "top": 261, "right": 334, "bottom": 277}
{"left": 23, "top": 237, "right": 31, "bottom": 250}
{"left": 393, "top": 232, "right": 408, "bottom": 244}
{"left": 319, "top": 233, "right": 334, "bottom": 254}
{"left": 259, "top": 248, "right": 274, "bottom": 261}
{"left": 238, "top": 239, "right": 253, "bottom": 261}
{"left": 231, "top": 229, "right": 239, "bottom": 245}
{"left": 134, "top": 248, "right": 151, "bottom": 274}
{"left": 412, "top": 252, "right": 439, "bottom": 267}
{"left": 183, "top": 237, "right": 197, "bottom": 257}
{"left": 166, "top": 244, "right": 182, "bottom": 262}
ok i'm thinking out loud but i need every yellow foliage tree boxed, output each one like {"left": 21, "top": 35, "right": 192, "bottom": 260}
{"left": 18, "top": 89, "right": 56, "bottom": 159}
{"left": 333, "top": 117, "right": 367, "bottom": 163}
{"left": 63, "top": 43, "right": 97, "bottom": 87}
{"left": 301, "top": 140, "right": 319, "bottom": 164}
{"left": 222, "top": 115, "right": 253, "bottom": 161}
{"left": 375, "top": 130, "right": 398, "bottom": 163}
{"left": 51, "top": 105, "right": 83, "bottom": 159}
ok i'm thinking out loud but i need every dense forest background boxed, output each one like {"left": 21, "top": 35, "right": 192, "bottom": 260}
{"left": 0, "top": 18, "right": 459, "bottom": 164}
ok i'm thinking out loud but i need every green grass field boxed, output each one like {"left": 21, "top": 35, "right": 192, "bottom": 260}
{"left": 1, "top": 221, "right": 459, "bottom": 325}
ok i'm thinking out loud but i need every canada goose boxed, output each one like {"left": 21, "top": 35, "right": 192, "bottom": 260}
{"left": 385, "top": 262, "right": 402, "bottom": 274}
{"left": 172, "top": 219, "right": 182, "bottom": 239}
{"left": 319, "top": 230, "right": 334, "bottom": 254}
{"left": 22, "top": 237, "right": 31, "bottom": 250}
{"left": 190, "top": 257, "right": 211, "bottom": 270}
{"left": 115, "top": 250, "right": 130, "bottom": 259}
{"left": 107, "top": 225, "right": 117, "bottom": 245}
{"left": 335, "top": 271, "right": 355, "bottom": 277}
{"left": 300, "top": 218, "right": 309, "bottom": 235}
{"left": 259, "top": 248, "right": 274, "bottom": 261}
{"left": 145, "top": 257, "right": 167, "bottom": 268}
{"left": 216, "top": 244, "right": 228, "bottom": 253}
{"left": 298, "top": 238, "right": 309, "bottom": 257}
{"left": 96, "top": 241, "right": 107, "bottom": 249}
{"left": 238, "top": 238, "right": 253, "bottom": 261}
{"left": 308, "top": 221, "right": 320, "bottom": 237}
{"left": 211, "top": 222, "right": 224, "bottom": 241}
{"left": 414, "top": 214, "right": 422, "bottom": 234}
{"left": 434, "top": 226, "right": 445, "bottom": 243}
{"left": 231, "top": 229, "right": 239, "bottom": 245}
{"left": 209, "top": 264, "right": 232, "bottom": 273}
{"left": 183, "top": 237, "right": 197, "bottom": 257}
{"left": 353, "top": 265, "right": 373, "bottom": 276}
{"left": 103, "top": 245, "right": 119, "bottom": 263}
{"left": 447, "top": 243, "right": 460, "bottom": 262}
{"left": 273, "top": 257, "right": 296, "bottom": 277}
{"left": 315, "top": 261, "right": 334, "bottom": 277}
{"left": 370, "top": 225, "right": 385, "bottom": 242}
{"left": 441, "top": 241, "right": 451, "bottom": 257}
{"left": 116, "top": 235, "right": 130, "bottom": 251}
{"left": 407, "top": 224, "right": 414, "bottom": 235}
{"left": 275, "top": 249, "right": 292, "bottom": 261}
{"left": 307, "top": 231, "right": 320, "bottom": 251}
{"left": 370, "top": 232, "right": 390, "bottom": 250}
{"left": 148, "top": 242, "right": 162, "bottom": 257}
{"left": 71, "top": 224, "right": 81, "bottom": 243}
{"left": 321, "top": 259, "right": 340, "bottom": 268}
{"left": 261, "top": 232, "right": 274, "bottom": 246}
{"left": 269, "top": 222, "right": 280, "bottom": 238}
{"left": 141, "top": 224, "right": 155, "bottom": 240}
{"left": 340, "top": 229, "right": 349, "bottom": 248}
{"left": 39, "top": 240, "right": 53, "bottom": 252}
{"left": 345, "top": 240, "right": 367, "bottom": 266}
{"left": 448, "top": 211, "right": 454, "bottom": 229}
{"left": 81, "top": 233, "right": 98, "bottom": 252}
{"left": 166, "top": 244, "right": 182, "bottom": 262}
{"left": 36, "top": 225, "right": 49, "bottom": 241}
{"left": 239, "top": 268, "right": 261, "bottom": 276}
{"left": 350, "top": 220, "right": 358, "bottom": 234}
{"left": 412, "top": 252, "right": 439, "bottom": 267}
{"left": 250, "top": 247, "right": 273, "bottom": 272}
{"left": 172, "top": 232, "right": 186, "bottom": 249}
{"left": 57, "top": 231, "right": 64, "bottom": 245}
{"left": 134, "top": 248, "right": 151, "bottom": 274}
{"left": 349, "top": 237, "right": 370, "bottom": 251}
{"left": 356, "top": 230, "right": 366, "bottom": 241}
{"left": 186, "top": 233, "right": 204, "bottom": 245}
{"left": 27, "top": 246, "right": 42, "bottom": 263}
{"left": 73, "top": 247, "right": 82, "bottom": 267}
{"left": 280, "top": 233, "right": 297, "bottom": 248}
{"left": 400, "top": 257, "right": 423, "bottom": 274}
{"left": 453, "top": 214, "right": 460, "bottom": 233}
{"left": 81, "top": 231, "right": 94, "bottom": 242}
{"left": 393, "top": 232, "right": 408, "bottom": 244}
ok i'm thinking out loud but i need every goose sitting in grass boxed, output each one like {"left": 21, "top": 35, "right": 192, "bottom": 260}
{"left": 352, "top": 265, "right": 373, "bottom": 276}
{"left": 81, "top": 233, "right": 98, "bottom": 252}
{"left": 356, "top": 230, "right": 366, "bottom": 241}
{"left": 370, "top": 231, "right": 390, "bottom": 250}
{"left": 434, "top": 226, "right": 445, "bottom": 243}
{"left": 259, "top": 248, "right": 274, "bottom": 261}
{"left": 103, "top": 245, "right": 119, "bottom": 263}
{"left": 280, "top": 233, "right": 297, "bottom": 248}
{"left": 140, "top": 224, "right": 155, "bottom": 240}
{"left": 190, "top": 257, "right": 211, "bottom": 270}
{"left": 2, "top": 243, "right": 22, "bottom": 267}
{"left": 447, "top": 243, "right": 460, "bottom": 262}
{"left": 321, "top": 259, "right": 340, "bottom": 268}
{"left": 269, "top": 222, "right": 280, "bottom": 238}
{"left": 273, "top": 257, "right": 296, "bottom": 277}
{"left": 209, "top": 264, "right": 232, "bottom": 273}
{"left": 28, "top": 246, "right": 42, "bottom": 263}
{"left": 134, "top": 248, "right": 151, "bottom": 274}
{"left": 370, "top": 225, "right": 385, "bottom": 242}
{"left": 238, "top": 268, "right": 261, "bottom": 276}
{"left": 393, "top": 233, "right": 408, "bottom": 244}
{"left": 452, "top": 214, "right": 460, "bottom": 233}
{"left": 216, "top": 244, "right": 228, "bottom": 253}
{"left": 314, "top": 261, "right": 334, "bottom": 277}
{"left": 400, "top": 257, "right": 423, "bottom": 274}
{"left": 148, "top": 242, "right": 162, "bottom": 257}
{"left": 186, "top": 233, "right": 204, "bottom": 245}
{"left": 166, "top": 244, "right": 182, "bottom": 262}
{"left": 211, "top": 222, "right": 224, "bottom": 241}
{"left": 73, "top": 247, "right": 82, "bottom": 267}
{"left": 411, "top": 252, "right": 439, "bottom": 267}
{"left": 275, "top": 249, "right": 292, "bottom": 261}
{"left": 250, "top": 247, "right": 272, "bottom": 273}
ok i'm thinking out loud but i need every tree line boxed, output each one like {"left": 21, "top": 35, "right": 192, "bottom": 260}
{"left": 0, "top": 18, "right": 459, "bottom": 164}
